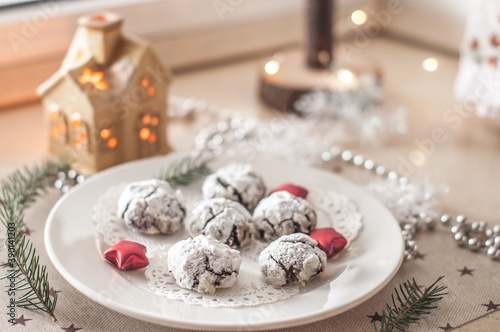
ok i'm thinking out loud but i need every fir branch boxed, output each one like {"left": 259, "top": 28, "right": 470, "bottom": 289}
{"left": 1, "top": 161, "right": 67, "bottom": 322}
{"left": 157, "top": 154, "right": 212, "bottom": 188}
{"left": 374, "top": 276, "right": 447, "bottom": 332}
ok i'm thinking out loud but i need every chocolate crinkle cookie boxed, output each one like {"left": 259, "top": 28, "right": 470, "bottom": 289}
{"left": 253, "top": 191, "right": 317, "bottom": 241}
{"left": 188, "top": 198, "right": 255, "bottom": 248}
{"left": 259, "top": 233, "right": 327, "bottom": 287}
{"left": 117, "top": 179, "right": 185, "bottom": 235}
{"left": 201, "top": 163, "right": 266, "bottom": 211}
{"left": 168, "top": 235, "right": 243, "bottom": 294}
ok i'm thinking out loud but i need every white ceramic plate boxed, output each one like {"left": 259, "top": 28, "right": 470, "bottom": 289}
{"left": 45, "top": 153, "right": 404, "bottom": 331}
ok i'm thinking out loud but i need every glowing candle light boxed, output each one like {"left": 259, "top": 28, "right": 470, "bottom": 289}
{"left": 351, "top": 10, "right": 367, "bottom": 25}
{"left": 338, "top": 68, "right": 354, "bottom": 84}
{"left": 264, "top": 60, "right": 280, "bottom": 75}
{"left": 423, "top": 57, "right": 439, "bottom": 72}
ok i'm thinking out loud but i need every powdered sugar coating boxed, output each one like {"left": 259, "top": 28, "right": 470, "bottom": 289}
{"left": 253, "top": 191, "right": 317, "bottom": 241}
{"left": 188, "top": 198, "right": 255, "bottom": 248}
{"left": 168, "top": 235, "right": 243, "bottom": 294}
{"left": 202, "top": 163, "right": 266, "bottom": 211}
{"left": 117, "top": 179, "right": 185, "bottom": 235}
{"left": 259, "top": 233, "right": 327, "bottom": 287}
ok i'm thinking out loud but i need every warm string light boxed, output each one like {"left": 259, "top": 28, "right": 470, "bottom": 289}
{"left": 423, "top": 57, "right": 439, "bottom": 72}
{"left": 338, "top": 68, "right": 354, "bottom": 84}
{"left": 264, "top": 60, "right": 280, "bottom": 75}
{"left": 351, "top": 10, "right": 367, "bottom": 25}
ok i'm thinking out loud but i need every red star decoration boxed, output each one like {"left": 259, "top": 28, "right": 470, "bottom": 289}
{"left": 489, "top": 57, "right": 498, "bottom": 69}
{"left": 13, "top": 315, "right": 32, "bottom": 326}
{"left": 367, "top": 311, "right": 382, "bottom": 323}
{"left": 412, "top": 251, "right": 427, "bottom": 260}
{"left": 409, "top": 280, "right": 424, "bottom": 292}
{"left": 49, "top": 287, "right": 62, "bottom": 297}
{"left": 270, "top": 183, "right": 308, "bottom": 199}
{"left": 482, "top": 301, "right": 500, "bottom": 312}
{"left": 439, "top": 323, "right": 453, "bottom": 331}
{"left": 61, "top": 323, "right": 83, "bottom": 332}
{"left": 491, "top": 34, "right": 500, "bottom": 47}
{"left": 103, "top": 240, "right": 149, "bottom": 270}
{"left": 471, "top": 38, "right": 479, "bottom": 50}
{"left": 457, "top": 266, "right": 474, "bottom": 276}
{"left": 23, "top": 227, "right": 32, "bottom": 236}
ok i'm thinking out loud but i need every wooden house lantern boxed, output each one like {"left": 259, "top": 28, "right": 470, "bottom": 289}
{"left": 37, "top": 12, "right": 171, "bottom": 173}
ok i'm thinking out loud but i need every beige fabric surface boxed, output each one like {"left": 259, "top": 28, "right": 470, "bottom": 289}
{"left": 1, "top": 168, "right": 499, "bottom": 332}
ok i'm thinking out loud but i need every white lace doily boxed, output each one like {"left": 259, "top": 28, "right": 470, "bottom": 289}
{"left": 93, "top": 183, "right": 362, "bottom": 308}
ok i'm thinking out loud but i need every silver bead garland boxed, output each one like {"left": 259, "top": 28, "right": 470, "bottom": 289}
{"left": 328, "top": 149, "right": 500, "bottom": 261}
{"left": 182, "top": 101, "right": 500, "bottom": 262}
{"left": 57, "top": 95, "right": 499, "bottom": 262}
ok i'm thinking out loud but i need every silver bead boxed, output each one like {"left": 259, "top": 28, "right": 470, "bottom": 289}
{"left": 364, "top": 160, "right": 375, "bottom": 170}
{"left": 485, "top": 238, "right": 494, "bottom": 247}
{"left": 494, "top": 236, "right": 500, "bottom": 246}
{"left": 468, "top": 237, "right": 481, "bottom": 251}
{"left": 54, "top": 179, "right": 63, "bottom": 189}
{"left": 454, "top": 232, "right": 468, "bottom": 247}
{"left": 401, "top": 230, "right": 413, "bottom": 241}
{"left": 478, "top": 221, "right": 488, "bottom": 233}
{"left": 456, "top": 215, "right": 467, "bottom": 224}
{"left": 76, "top": 175, "right": 85, "bottom": 184}
{"left": 341, "top": 151, "right": 352, "bottom": 162}
{"left": 353, "top": 155, "right": 364, "bottom": 166}
{"left": 451, "top": 225, "right": 462, "bottom": 234}
{"left": 424, "top": 217, "right": 436, "bottom": 231}
{"left": 470, "top": 222, "right": 480, "bottom": 234}
{"left": 406, "top": 240, "right": 417, "bottom": 252}
{"left": 485, "top": 228, "right": 494, "bottom": 238}
{"left": 403, "top": 223, "right": 416, "bottom": 234}
{"left": 492, "top": 225, "right": 500, "bottom": 236}
{"left": 440, "top": 214, "right": 451, "bottom": 227}
{"left": 57, "top": 171, "right": 66, "bottom": 180}
{"left": 487, "top": 247, "right": 500, "bottom": 260}
{"left": 375, "top": 166, "right": 386, "bottom": 176}
{"left": 387, "top": 171, "right": 399, "bottom": 181}
{"left": 61, "top": 185, "right": 70, "bottom": 195}
{"left": 68, "top": 169, "right": 77, "bottom": 179}
{"left": 404, "top": 250, "right": 413, "bottom": 261}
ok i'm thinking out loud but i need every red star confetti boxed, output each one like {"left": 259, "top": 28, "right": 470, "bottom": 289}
{"left": 49, "top": 287, "right": 62, "bottom": 297}
{"left": 103, "top": 240, "right": 149, "bottom": 270}
{"left": 61, "top": 323, "right": 83, "bottom": 332}
{"left": 310, "top": 227, "right": 347, "bottom": 258}
{"left": 482, "top": 301, "right": 500, "bottom": 312}
{"left": 439, "top": 323, "right": 453, "bottom": 331}
{"left": 13, "top": 315, "right": 32, "bottom": 326}
{"left": 270, "top": 183, "right": 308, "bottom": 199}
{"left": 412, "top": 251, "right": 427, "bottom": 260}
{"left": 367, "top": 312, "right": 382, "bottom": 323}
{"left": 457, "top": 266, "right": 474, "bottom": 276}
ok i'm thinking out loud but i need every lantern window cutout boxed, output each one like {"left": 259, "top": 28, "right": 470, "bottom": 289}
{"left": 99, "top": 126, "right": 118, "bottom": 150}
{"left": 141, "top": 77, "right": 156, "bottom": 97}
{"left": 78, "top": 68, "right": 109, "bottom": 90}
{"left": 70, "top": 114, "right": 90, "bottom": 151}
{"left": 138, "top": 112, "right": 160, "bottom": 155}
{"left": 49, "top": 105, "right": 68, "bottom": 143}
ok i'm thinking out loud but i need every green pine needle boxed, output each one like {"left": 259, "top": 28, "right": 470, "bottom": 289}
{"left": 374, "top": 276, "right": 448, "bottom": 332}
{"left": 157, "top": 154, "right": 212, "bottom": 188}
{"left": 1, "top": 161, "right": 68, "bottom": 322}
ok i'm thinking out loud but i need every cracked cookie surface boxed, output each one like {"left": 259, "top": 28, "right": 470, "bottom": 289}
{"left": 188, "top": 198, "right": 255, "bottom": 248}
{"left": 168, "top": 235, "right": 243, "bottom": 294}
{"left": 116, "top": 179, "right": 185, "bottom": 235}
{"left": 258, "top": 233, "right": 327, "bottom": 287}
{"left": 201, "top": 163, "right": 266, "bottom": 211}
{"left": 253, "top": 191, "right": 317, "bottom": 241}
